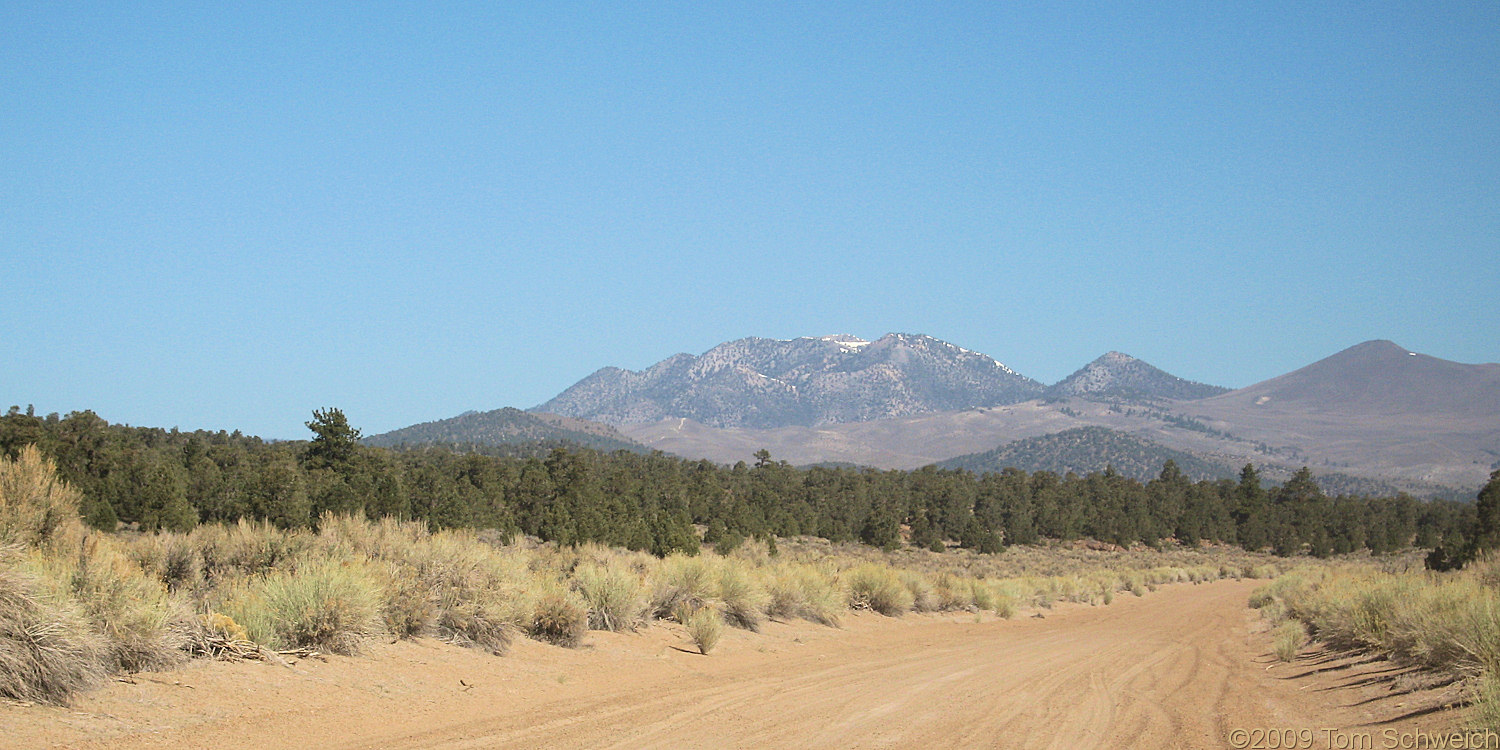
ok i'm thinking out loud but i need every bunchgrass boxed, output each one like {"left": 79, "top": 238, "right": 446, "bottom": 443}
{"left": 681, "top": 603, "right": 723, "bottom": 655}
{"left": 573, "top": 562, "right": 646, "bottom": 632}
{"left": 220, "top": 559, "right": 380, "bottom": 655}
{"left": 48, "top": 536, "right": 185, "bottom": 672}
{"left": 651, "top": 555, "right": 716, "bottom": 620}
{"left": 1272, "top": 620, "right": 1306, "bottom": 662}
{"left": 847, "top": 564, "right": 914, "bottom": 616}
{"left": 0, "top": 447, "right": 85, "bottom": 551}
{"left": 0, "top": 559, "right": 105, "bottom": 704}
{"left": 717, "top": 560, "right": 767, "bottom": 631}
{"left": 525, "top": 583, "right": 587, "bottom": 648}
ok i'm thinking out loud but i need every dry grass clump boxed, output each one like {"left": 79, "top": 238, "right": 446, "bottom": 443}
{"left": 933, "top": 574, "right": 973, "bottom": 611}
{"left": 0, "top": 447, "right": 85, "bottom": 551}
{"left": 679, "top": 603, "right": 723, "bottom": 655}
{"left": 524, "top": 583, "right": 587, "bottom": 648}
{"left": 371, "top": 563, "right": 434, "bottom": 638}
{"left": 1272, "top": 620, "right": 1306, "bottom": 662}
{"left": 898, "top": 571, "right": 935, "bottom": 613}
{"left": 988, "top": 580, "right": 1026, "bottom": 618}
{"left": 1264, "top": 567, "right": 1500, "bottom": 675}
{"left": 572, "top": 562, "right": 646, "bottom": 632}
{"left": 717, "top": 561, "right": 768, "bottom": 631}
{"left": 651, "top": 554, "right": 716, "bottom": 620}
{"left": 968, "top": 580, "right": 995, "bottom": 612}
{"left": 220, "top": 559, "right": 380, "bottom": 655}
{"left": 0, "top": 559, "right": 105, "bottom": 704}
{"left": 1474, "top": 672, "right": 1500, "bottom": 734}
{"left": 416, "top": 534, "right": 521, "bottom": 655}
{"left": 304, "top": 518, "right": 523, "bottom": 654}
{"left": 847, "top": 564, "right": 914, "bottom": 616}
{"left": 35, "top": 536, "right": 186, "bottom": 673}
{"left": 762, "top": 564, "right": 842, "bottom": 626}
{"left": 193, "top": 519, "right": 310, "bottom": 581}
{"left": 130, "top": 533, "right": 206, "bottom": 595}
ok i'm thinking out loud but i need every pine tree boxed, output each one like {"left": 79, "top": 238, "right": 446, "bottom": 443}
{"left": 304, "top": 408, "right": 362, "bottom": 470}
{"left": 1470, "top": 470, "right": 1500, "bottom": 555}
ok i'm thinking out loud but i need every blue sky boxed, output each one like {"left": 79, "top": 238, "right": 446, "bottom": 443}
{"left": 3, "top": 2, "right": 1496, "bottom": 439}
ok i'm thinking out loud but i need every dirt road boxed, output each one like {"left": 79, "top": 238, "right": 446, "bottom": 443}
{"left": 3, "top": 579, "right": 1463, "bottom": 749}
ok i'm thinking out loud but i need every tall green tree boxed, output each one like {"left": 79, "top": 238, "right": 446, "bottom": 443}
{"left": 304, "top": 408, "right": 361, "bottom": 470}
{"left": 1470, "top": 470, "right": 1500, "bottom": 556}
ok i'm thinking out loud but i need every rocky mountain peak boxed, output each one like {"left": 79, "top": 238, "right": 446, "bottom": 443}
{"left": 533, "top": 333, "right": 1044, "bottom": 429}
{"left": 1048, "top": 351, "right": 1228, "bottom": 402}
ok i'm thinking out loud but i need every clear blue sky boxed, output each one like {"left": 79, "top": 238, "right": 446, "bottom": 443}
{"left": 3, "top": 2, "right": 1497, "bottom": 439}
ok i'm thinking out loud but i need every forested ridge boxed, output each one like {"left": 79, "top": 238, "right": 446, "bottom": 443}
{"left": 0, "top": 406, "right": 1477, "bottom": 559}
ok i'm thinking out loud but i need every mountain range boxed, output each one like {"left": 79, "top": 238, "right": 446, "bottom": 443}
{"left": 534, "top": 334, "right": 1045, "bottom": 429}
{"left": 366, "top": 334, "right": 1500, "bottom": 495}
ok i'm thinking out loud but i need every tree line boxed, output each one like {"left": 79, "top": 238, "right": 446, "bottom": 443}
{"left": 1, "top": 406, "right": 1482, "bottom": 559}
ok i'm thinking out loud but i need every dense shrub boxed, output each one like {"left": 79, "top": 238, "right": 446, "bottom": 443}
{"left": 847, "top": 565, "right": 914, "bottom": 616}
{"left": 0, "top": 561, "right": 105, "bottom": 704}
{"left": 221, "top": 560, "right": 380, "bottom": 655}
{"left": 681, "top": 604, "right": 722, "bottom": 655}
{"left": 573, "top": 563, "right": 646, "bottom": 632}
{"left": 525, "top": 585, "right": 587, "bottom": 648}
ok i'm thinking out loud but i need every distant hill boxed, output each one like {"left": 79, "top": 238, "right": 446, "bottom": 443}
{"left": 534, "top": 333, "right": 1044, "bottom": 429}
{"left": 364, "top": 408, "right": 648, "bottom": 453}
{"left": 935, "top": 426, "right": 1232, "bottom": 482}
{"left": 1047, "top": 351, "right": 1228, "bottom": 402}
{"left": 1199, "top": 339, "right": 1500, "bottom": 417}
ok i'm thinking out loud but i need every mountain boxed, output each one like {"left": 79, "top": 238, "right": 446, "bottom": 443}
{"left": 534, "top": 333, "right": 1044, "bottom": 429}
{"left": 613, "top": 339, "right": 1498, "bottom": 494}
{"left": 364, "top": 408, "right": 647, "bottom": 453}
{"left": 1198, "top": 340, "right": 1500, "bottom": 417}
{"left": 382, "top": 337, "right": 1495, "bottom": 495}
{"left": 1047, "top": 351, "right": 1229, "bottom": 402}
{"left": 936, "top": 426, "right": 1232, "bottom": 482}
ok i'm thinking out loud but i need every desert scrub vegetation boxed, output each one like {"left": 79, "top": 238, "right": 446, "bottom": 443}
{"left": 847, "top": 564, "right": 916, "bottom": 616}
{"left": 1, "top": 445, "right": 1299, "bottom": 702}
{"left": 1250, "top": 556, "right": 1500, "bottom": 731}
{"left": 523, "top": 585, "right": 587, "bottom": 647}
{"left": 680, "top": 603, "right": 723, "bottom": 655}
{"left": 572, "top": 562, "right": 647, "bottom": 632}
{"left": 0, "top": 555, "right": 106, "bottom": 704}
{"left": 1271, "top": 620, "right": 1307, "bottom": 662}
{"left": 218, "top": 559, "right": 381, "bottom": 655}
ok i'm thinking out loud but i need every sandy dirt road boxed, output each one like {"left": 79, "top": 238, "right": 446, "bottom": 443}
{"left": 2, "top": 579, "right": 1463, "bottom": 750}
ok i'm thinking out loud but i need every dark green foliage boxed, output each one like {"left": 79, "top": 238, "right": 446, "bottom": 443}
{"left": 304, "top": 408, "right": 362, "bottom": 470}
{"left": 80, "top": 496, "right": 118, "bottom": 532}
{"left": 1426, "top": 530, "right": 1470, "bottom": 571}
{"left": 1469, "top": 470, "right": 1500, "bottom": 556}
{"left": 716, "top": 529, "right": 745, "bottom": 555}
{"left": 0, "top": 408, "right": 1476, "bottom": 561}
{"left": 959, "top": 518, "right": 1004, "bottom": 554}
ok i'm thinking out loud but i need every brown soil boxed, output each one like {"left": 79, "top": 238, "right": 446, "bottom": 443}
{"left": 1, "top": 579, "right": 1467, "bottom": 749}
